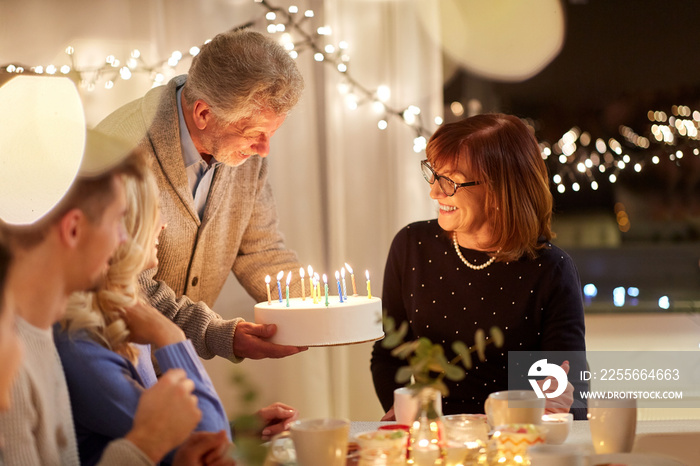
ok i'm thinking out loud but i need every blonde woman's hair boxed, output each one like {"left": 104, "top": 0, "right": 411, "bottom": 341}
{"left": 61, "top": 167, "right": 161, "bottom": 363}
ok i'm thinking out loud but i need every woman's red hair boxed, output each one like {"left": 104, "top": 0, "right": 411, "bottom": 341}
{"left": 426, "top": 113, "right": 553, "bottom": 261}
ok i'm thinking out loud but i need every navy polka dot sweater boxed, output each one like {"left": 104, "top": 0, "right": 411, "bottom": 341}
{"left": 371, "top": 220, "right": 586, "bottom": 418}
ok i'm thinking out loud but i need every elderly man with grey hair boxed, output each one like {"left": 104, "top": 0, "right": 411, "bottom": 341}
{"left": 97, "top": 28, "right": 307, "bottom": 362}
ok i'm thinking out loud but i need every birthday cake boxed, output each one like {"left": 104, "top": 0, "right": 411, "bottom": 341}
{"left": 254, "top": 295, "right": 384, "bottom": 347}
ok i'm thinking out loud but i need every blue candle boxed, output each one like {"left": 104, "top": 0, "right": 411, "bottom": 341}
{"left": 276, "top": 270, "right": 284, "bottom": 303}
{"left": 335, "top": 270, "right": 343, "bottom": 303}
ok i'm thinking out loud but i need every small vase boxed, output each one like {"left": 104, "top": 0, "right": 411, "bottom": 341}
{"left": 407, "top": 387, "right": 445, "bottom": 465}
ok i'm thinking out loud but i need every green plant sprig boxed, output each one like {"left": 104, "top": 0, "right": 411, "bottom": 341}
{"left": 381, "top": 314, "right": 504, "bottom": 396}
{"left": 228, "top": 370, "right": 268, "bottom": 465}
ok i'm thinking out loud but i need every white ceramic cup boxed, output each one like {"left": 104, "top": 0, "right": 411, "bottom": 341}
{"left": 267, "top": 418, "right": 350, "bottom": 466}
{"left": 588, "top": 397, "right": 637, "bottom": 454}
{"left": 484, "top": 390, "right": 545, "bottom": 428}
{"left": 393, "top": 387, "right": 442, "bottom": 425}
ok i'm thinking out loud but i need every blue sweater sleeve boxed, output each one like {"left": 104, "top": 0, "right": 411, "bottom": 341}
{"left": 56, "top": 331, "right": 231, "bottom": 466}
{"left": 154, "top": 340, "right": 231, "bottom": 440}
{"left": 55, "top": 331, "right": 150, "bottom": 466}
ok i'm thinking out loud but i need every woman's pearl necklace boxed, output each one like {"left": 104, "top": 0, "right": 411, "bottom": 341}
{"left": 452, "top": 232, "right": 499, "bottom": 270}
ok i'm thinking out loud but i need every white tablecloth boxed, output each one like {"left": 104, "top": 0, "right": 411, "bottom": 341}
{"left": 350, "top": 420, "right": 700, "bottom": 465}
{"left": 568, "top": 419, "right": 700, "bottom": 464}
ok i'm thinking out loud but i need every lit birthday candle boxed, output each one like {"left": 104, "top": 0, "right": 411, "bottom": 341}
{"left": 265, "top": 275, "right": 271, "bottom": 305}
{"left": 299, "top": 267, "right": 306, "bottom": 301}
{"left": 314, "top": 273, "right": 320, "bottom": 304}
{"left": 345, "top": 263, "right": 357, "bottom": 296}
{"left": 323, "top": 273, "right": 329, "bottom": 307}
{"left": 365, "top": 270, "right": 371, "bottom": 299}
{"left": 335, "top": 270, "right": 343, "bottom": 303}
{"left": 276, "top": 271, "right": 284, "bottom": 303}
{"left": 341, "top": 267, "right": 347, "bottom": 299}
{"left": 307, "top": 265, "right": 314, "bottom": 298}
{"left": 286, "top": 271, "right": 292, "bottom": 307}
{"left": 312, "top": 275, "right": 319, "bottom": 304}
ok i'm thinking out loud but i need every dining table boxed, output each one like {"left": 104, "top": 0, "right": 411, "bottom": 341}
{"left": 349, "top": 419, "right": 700, "bottom": 465}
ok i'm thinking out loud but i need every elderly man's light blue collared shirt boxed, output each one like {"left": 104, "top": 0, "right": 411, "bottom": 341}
{"left": 177, "top": 86, "right": 221, "bottom": 220}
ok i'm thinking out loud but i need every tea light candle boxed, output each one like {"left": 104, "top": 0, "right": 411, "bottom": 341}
{"left": 366, "top": 270, "right": 371, "bottom": 299}
{"left": 323, "top": 274, "right": 329, "bottom": 307}
{"left": 341, "top": 267, "right": 347, "bottom": 299}
{"left": 541, "top": 413, "right": 573, "bottom": 445}
{"left": 335, "top": 270, "right": 343, "bottom": 303}
{"left": 286, "top": 271, "right": 292, "bottom": 307}
{"left": 276, "top": 270, "right": 284, "bottom": 303}
{"left": 307, "top": 265, "right": 314, "bottom": 299}
{"left": 345, "top": 263, "right": 357, "bottom": 296}
{"left": 299, "top": 267, "right": 306, "bottom": 301}
{"left": 265, "top": 275, "right": 271, "bottom": 305}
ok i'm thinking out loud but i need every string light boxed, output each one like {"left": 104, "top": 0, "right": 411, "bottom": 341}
{"left": 6, "top": 0, "right": 698, "bottom": 180}
{"left": 0, "top": 0, "right": 440, "bottom": 152}
{"left": 539, "top": 104, "right": 700, "bottom": 194}
{"left": 256, "top": 0, "right": 434, "bottom": 140}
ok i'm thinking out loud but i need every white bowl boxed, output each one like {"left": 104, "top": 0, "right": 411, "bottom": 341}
{"left": 541, "top": 413, "right": 573, "bottom": 445}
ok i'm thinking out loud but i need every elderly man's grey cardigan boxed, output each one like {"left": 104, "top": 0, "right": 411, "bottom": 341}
{"left": 97, "top": 75, "right": 302, "bottom": 360}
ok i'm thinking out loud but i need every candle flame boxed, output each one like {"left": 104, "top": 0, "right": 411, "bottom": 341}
{"left": 335, "top": 270, "right": 340, "bottom": 280}
{"left": 277, "top": 270, "right": 284, "bottom": 280}
{"left": 322, "top": 273, "right": 328, "bottom": 284}
{"left": 341, "top": 267, "right": 346, "bottom": 278}
{"left": 365, "top": 270, "right": 370, "bottom": 280}
{"left": 265, "top": 275, "right": 270, "bottom": 284}
{"left": 344, "top": 262, "right": 353, "bottom": 274}
{"left": 314, "top": 272, "right": 320, "bottom": 282}
{"left": 299, "top": 267, "right": 305, "bottom": 278}
{"left": 308, "top": 265, "right": 313, "bottom": 276}
{"left": 286, "top": 271, "right": 292, "bottom": 285}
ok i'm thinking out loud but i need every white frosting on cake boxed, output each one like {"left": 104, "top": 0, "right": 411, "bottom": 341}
{"left": 254, "top": 295, "right": 384, "bottom": 346}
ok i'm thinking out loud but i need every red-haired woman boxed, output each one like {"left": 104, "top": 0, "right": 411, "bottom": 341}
{"left": 371, "top": 114, "right": 586, "bottom": 420}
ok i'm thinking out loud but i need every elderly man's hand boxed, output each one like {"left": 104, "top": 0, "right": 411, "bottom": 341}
{"left": 232, "top": 322, "right": 308, "bottom": 359}
{"left": 540, "top": 360, "right": 574, "bottom": 414}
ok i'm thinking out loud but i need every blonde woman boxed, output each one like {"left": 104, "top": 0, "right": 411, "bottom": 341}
{"left": 54, "top": 169, "right": 234, "bottom": 466}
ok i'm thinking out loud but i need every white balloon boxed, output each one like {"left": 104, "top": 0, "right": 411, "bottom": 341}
{"left": 0, "top": 75, "right": 86, "bottom": 225}
{"left": 421, "top": 0, "right": 565, "bottom": 82}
